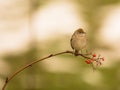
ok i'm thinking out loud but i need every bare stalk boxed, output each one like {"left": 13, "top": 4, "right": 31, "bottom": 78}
{"left": 2, "top": 50, "right": 90, "bottom": 90}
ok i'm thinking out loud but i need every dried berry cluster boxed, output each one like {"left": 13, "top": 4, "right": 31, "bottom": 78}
{"left": 85, "top": 53, "right": 104, "bottom": 69}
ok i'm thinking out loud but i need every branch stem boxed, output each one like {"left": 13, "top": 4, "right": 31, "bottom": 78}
{"left": 2, "top": 50, "right": 90, "bottom": 90}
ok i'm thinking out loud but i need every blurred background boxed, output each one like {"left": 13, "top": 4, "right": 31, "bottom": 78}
{"left": 0, "top": 0, "right": 120, "bottom": 90}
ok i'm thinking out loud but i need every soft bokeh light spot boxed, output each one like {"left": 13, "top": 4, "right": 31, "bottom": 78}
{"left": 100, "top": 5, "right": 120, "bottom": 45}
{"left": 0, "top": 29, "right": 31, "bottom": 55}
{"left": 33, "top": 0, "right": 85, "bottom": 40}
{"left": 99, "top": 5, "right": 120, "bottom": 61}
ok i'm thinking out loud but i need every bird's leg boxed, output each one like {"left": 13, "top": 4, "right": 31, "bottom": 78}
{"left": 80, "top": 49, "right": 87, "bottom": 55}
{"left": 86, "top": 49, "right": 88, "bottom": 54}
{"left": 79, "top": 49, "right": 82, "bottom": 54}
{"left": 74, "top": 50, "right": 79, "bottom": 56}
{"left": 80, "top": 49, "right": 88, "bottom": 55}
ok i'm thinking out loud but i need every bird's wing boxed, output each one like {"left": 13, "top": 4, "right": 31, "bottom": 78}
{"left": 70, "top": 37, "right": 74, "bottom": 50}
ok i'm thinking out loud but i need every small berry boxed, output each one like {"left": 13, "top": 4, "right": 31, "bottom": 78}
{"left": 93, "top": 54, "right": 97, "bottom": 57}
{"left": 85, "top": 60, "right": 91, "bottom": 64}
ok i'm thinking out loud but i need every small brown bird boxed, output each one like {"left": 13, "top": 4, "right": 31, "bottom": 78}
{"left": 70, "top": 28, "right": 87, "bottom": 56}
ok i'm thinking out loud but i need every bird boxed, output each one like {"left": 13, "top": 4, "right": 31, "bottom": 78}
{"left": 70, "top": 28, "right": 87, "bottom": 56}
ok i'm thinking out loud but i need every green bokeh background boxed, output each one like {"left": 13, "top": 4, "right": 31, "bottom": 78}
{"left": 1, "top": 0, "right": 120, "bottom": 90}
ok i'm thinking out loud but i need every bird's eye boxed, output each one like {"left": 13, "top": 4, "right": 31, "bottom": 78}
{"left": 79, "top": 32, "right": 84, "bottom": 34}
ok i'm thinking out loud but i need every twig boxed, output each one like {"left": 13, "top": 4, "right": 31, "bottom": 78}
{"left": 2, "top": 50, "right": 90, "bottom": 90}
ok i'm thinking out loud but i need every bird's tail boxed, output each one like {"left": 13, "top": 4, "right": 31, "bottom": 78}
{"left": 74, "top": 50, "right": 79, "bottom": 56}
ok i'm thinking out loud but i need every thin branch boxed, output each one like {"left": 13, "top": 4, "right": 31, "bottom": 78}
{"left": 2, "top": 50, "right": 90, "bottom": 90}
